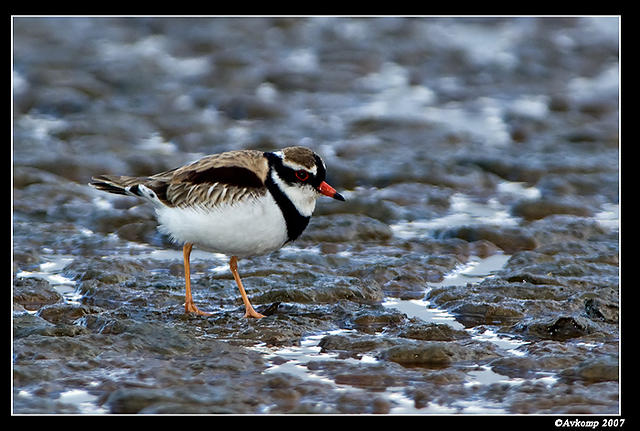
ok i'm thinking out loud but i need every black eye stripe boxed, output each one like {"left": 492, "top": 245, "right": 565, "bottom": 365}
{"left": 265, "top": 151, "right": 326, "bottom": 188}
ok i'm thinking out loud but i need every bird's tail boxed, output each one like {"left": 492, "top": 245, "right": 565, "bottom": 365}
{"left": 89, "top": 174, "right": 171, "bottom": 207}
{"left": 89, "top": 175, "right": 149, "bottom": 197}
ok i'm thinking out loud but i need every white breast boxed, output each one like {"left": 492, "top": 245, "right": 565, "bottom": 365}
{"left": 155, "top": 194, "right": 288, "bottom": 257}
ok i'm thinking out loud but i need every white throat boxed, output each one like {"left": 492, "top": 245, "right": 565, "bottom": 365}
{"left": 270, "top": 170, "right": 317, "bottom": 217}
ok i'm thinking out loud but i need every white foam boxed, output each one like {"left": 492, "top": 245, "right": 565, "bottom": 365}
{"left": 16, "top": 256, "right": 81, "bottom": 305}
{"left": 391, "top": 181, "right": 542, "bottom": 241}
{"left": 58, "top": 389, "right": 107, "bottom": 414}
{"left": 594, "top": 203, "right": 619, "bottom": 231}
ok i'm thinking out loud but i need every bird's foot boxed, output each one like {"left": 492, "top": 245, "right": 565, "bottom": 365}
{"left": 185, "top": 301, "right": 212, "bottom": 316}
{"left": 243, "top": 307, "right": 265, "bottom": 319}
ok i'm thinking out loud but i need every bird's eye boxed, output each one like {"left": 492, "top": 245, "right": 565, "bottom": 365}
{"left": 295, "top": 170, "right": 309, "bottom": 181}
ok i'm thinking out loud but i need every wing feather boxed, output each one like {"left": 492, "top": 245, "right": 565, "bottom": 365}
{"left": 92, "top": 150, "right": 269, "bottom": 209}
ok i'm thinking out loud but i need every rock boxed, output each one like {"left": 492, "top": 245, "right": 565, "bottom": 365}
{"left": 336, "top": 391, "right": 391, "bottom": 414}
{"left": 528, "top": 215, "right": 609, "bottom": 246}
{"left": 512, "top": 315, "right": 601, "bottom": 340}
{"left": 490, "top": 356, "right": 539, "bottom": 379}
{"left": 304, "top": 214, "right": 393, "bottom": 243}
{"left": 451, "top": 302, "right": 524, "bottom": 327}
{"left": 560, "top": 357, "right": 619, "bottom": 383}
{"left": 318, "top": 333, "right": 398, "bottom": 354}
{"left": 511, "top": 197, "right": 593, "bottom": 221}
{"left": 379, "top": 340, "right": 500, "bottom": 367}
{"left": 116, "top": 220, "right": 159, "bottom": 243}
{"left": 218, "top": 95, "right": 285, "bottom": 120}
{"left": 397, "top": 322, "right": 470, "bottom": 341}
{"left": 106, "top": 388, "right": 175, "bottom": 414}
{"left": 439, "top": 225, "right": 538, "bottom": 254}
{"left": 252, "top": 272, "right": 385, "bottom": 305}
{"left": 584, "top": 298, "right": 618, "bottom": 324}
{"left": 13, "top": 312, "right": 56, "bottom": 339}
{"left": 13, "top": 277, "right": 63, "bottom": 311}
{"left": 36, "top": 303, "right": 100, "bottom": 325}
{"left": 382, "top": 273, "right": 429, "bottom": 300}
{"left": 352, "top": 309, "right": 406, "bottom": 333}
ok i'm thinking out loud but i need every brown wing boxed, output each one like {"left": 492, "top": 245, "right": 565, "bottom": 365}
{"left": 91, "top": 150, "right": 269, "bottom": 208}
{"left": 169, "top": 150, "right": 269, "bottom": 183}
{"left": 154, "top": 150, "right": 269, "bottom": 208}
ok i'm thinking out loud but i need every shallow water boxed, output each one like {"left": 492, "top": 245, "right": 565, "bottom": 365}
{"left": 383, "top": 253, "right": 512, "bottom": 329}
{"left": 17, "top": 257, "right": 82, "bottom": 306}
{"left": 13, "top": 16, "right": 619, "bottom": 415}
{"left": 255, "top": 253, "right": 536, "bottom": 414}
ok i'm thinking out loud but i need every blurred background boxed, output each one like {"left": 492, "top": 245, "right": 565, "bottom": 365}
{"left": 13, "top": 17, "right": 618, "bottom": 189}
{"left": 12, "top": 17, "right": 620, "bottom": 414}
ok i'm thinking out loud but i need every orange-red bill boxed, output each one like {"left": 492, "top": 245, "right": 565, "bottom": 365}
{"left": 318, "top": 181, "right": 345, "bottom": 201}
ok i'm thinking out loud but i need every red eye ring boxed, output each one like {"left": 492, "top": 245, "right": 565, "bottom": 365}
{"left": 295, "top": 170, "right": 309, "bottom": 181}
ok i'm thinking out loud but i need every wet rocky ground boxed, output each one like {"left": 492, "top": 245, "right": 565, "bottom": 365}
{"left": 13, "top": 17, "right": 619, "bottom": 414}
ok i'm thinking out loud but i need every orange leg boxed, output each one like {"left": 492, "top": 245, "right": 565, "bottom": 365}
{"left": 229, "top": 256, "right": 264, "bottom": 319}
{"left": 183, "top": 243, "right": 211, "bottom": 316}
